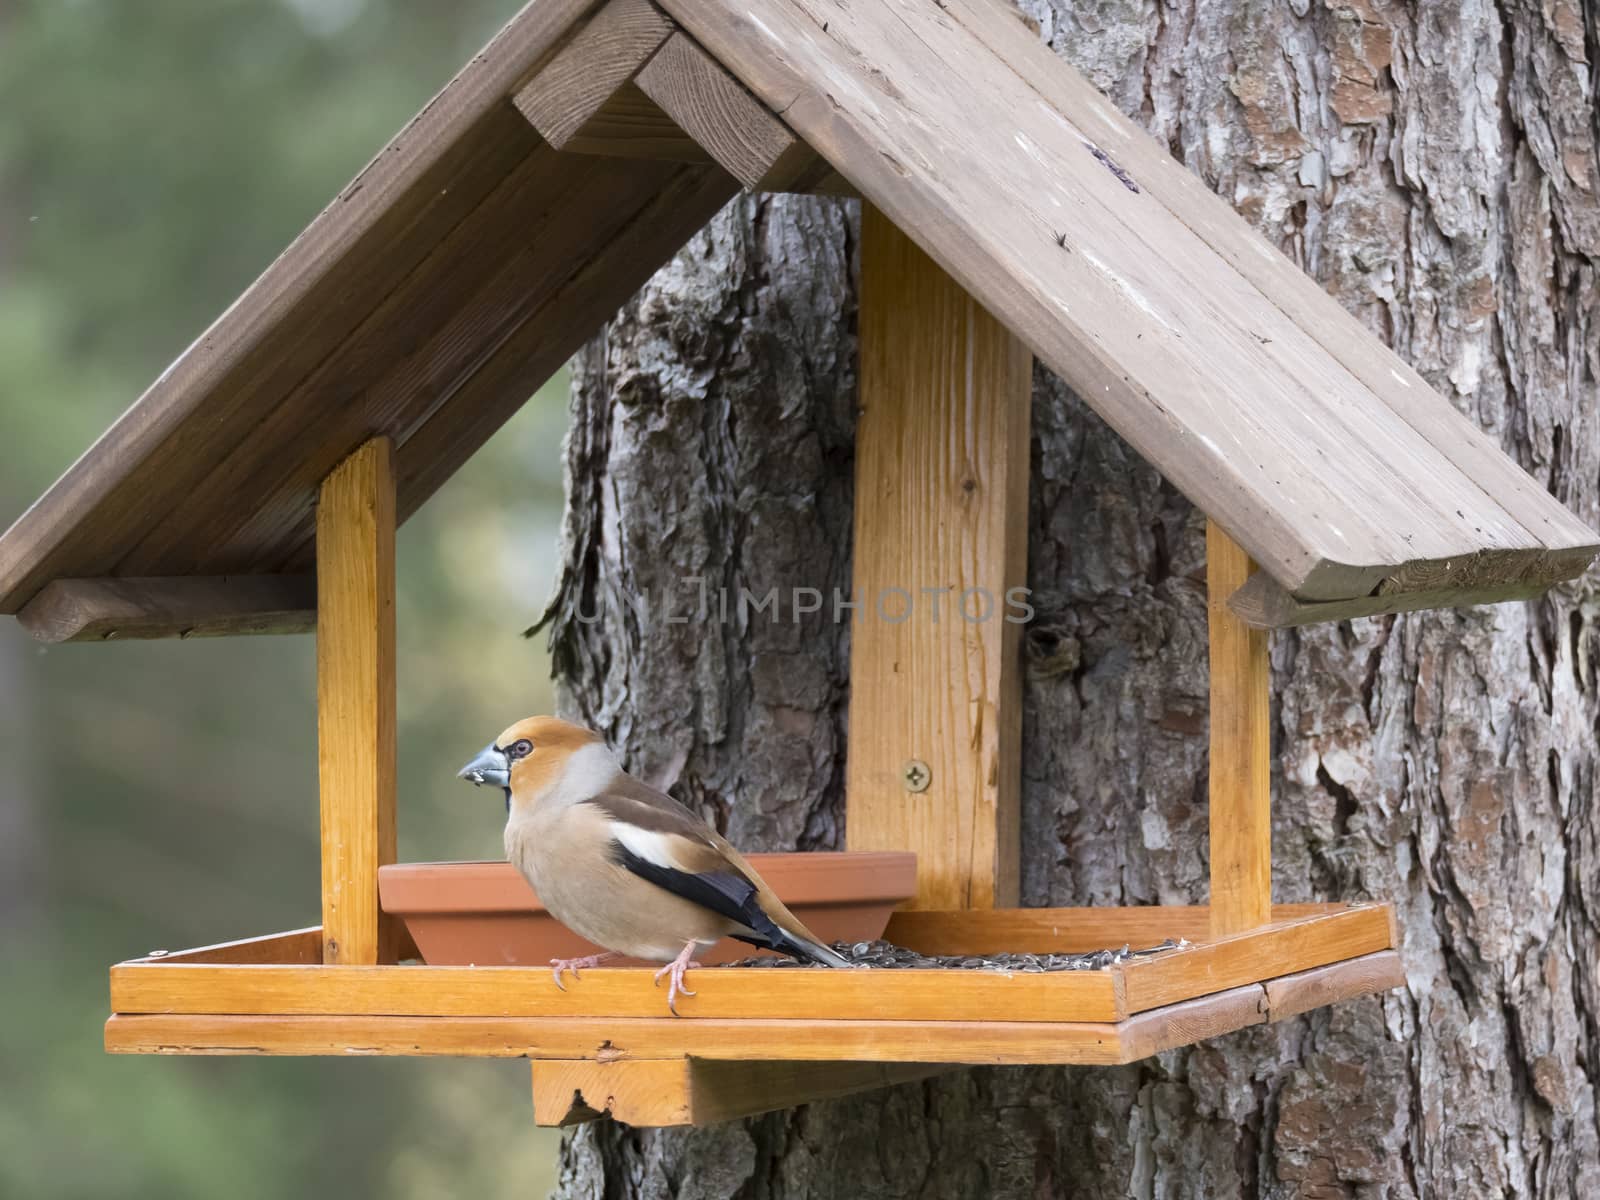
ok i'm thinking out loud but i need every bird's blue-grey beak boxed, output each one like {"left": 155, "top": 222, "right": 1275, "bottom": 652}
{"left": 457, "top": 742, "right": 510, "bottom": 790}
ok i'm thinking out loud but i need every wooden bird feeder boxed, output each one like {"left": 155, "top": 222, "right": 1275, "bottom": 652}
{"left": 3, "top": 0, "right": 1594, "bottom": 1129}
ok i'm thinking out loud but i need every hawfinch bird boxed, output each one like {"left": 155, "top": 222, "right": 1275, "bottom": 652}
{"left": 458, "top": 716, "right": 849, "bottom": 1014}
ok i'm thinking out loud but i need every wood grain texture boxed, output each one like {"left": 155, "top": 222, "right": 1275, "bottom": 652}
{"left": 16, "top": 575, "right": 313, "bottom": 642}
{"left": 0, "top": 0, "right": 603, "bottom": 614}
{"left": 1227, "top": 572, "right": 1549, "bottom": 630}
{"left": 512, "top": 0, "right": 676, "bottom": 149}
{"left": 846, "top": 204, "right": 1031, "bottom": 911}
{"left": 127, "top": 928, "right": 324, "bottom": 966}
{"left": 126, "top": 924, "right": 420, "bottom": 967}
{"left": 110, "top": 960, "right": 1126, "bottom": 1023}
{"left": 1374, "top": 546, "right": 1600, "bottom": 595}
{"left": 148, "top": 148, "right": 690, "bottom": 574}
{"left": 1207, "top": 521, "right": 1272, "bottom": 936}
{"left": 635, "top": 32, "right": 809, "bottom": 190}
{"left": 535, "top": 1058, "right": 696, "bottom": 1126}
{"left": 531, "top": 1058, "right": 945, "bottom": 1126}
{"left": 0, "top": 17, "right": 732, "bottom": 602}
{"left": 560, "top": 82, "right": 714, "bottom": 162}
{"left": 6, "top": 0, "right": 1584, "bottom": 621}
{"left": 107, "top": 904, "right": 1393, "bottom": 1028}
{"left": 541, "top": 0, "right": 1598, "bottom": 1190}
{"left": 104, "top": 1013, "right": 1135, "bottom": 1064}
{"left": 103, "top": 944, "right": 1402, "bottom": 1065}
{"left": 1116, "top": 984, "right": 1267, "bottom": 1060}
{"left": 1262, "top": 950, "right": 1405, "bottom": 1023}
{"left": 1116, "top": 904, "right": 1394, "bottom": 1013}
{"left": 676, "top": 1059, "right": 946, "bottom": 1123}
{"left": 387, "top": 159, "right": 738, "bottom": 529}
{"left": 884, "top": 902, "right": 1361, "bottom": 956}
{"left": 944, "top": 0, "right": 1597, "bottom": 575}
{"left": 556, "top": 82, "right": 835, "bottom": 193}
{"left": 655, "top": 0, "right": 1600, "bottom": 603}
{"left": 316, "top": 440, "right": 398, "bottom": 966}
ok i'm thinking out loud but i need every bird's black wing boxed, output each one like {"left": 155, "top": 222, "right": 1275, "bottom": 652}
{"left": 604, "top": 838, "right": 792, "bottom": 953}
{"left": 582, "top": 780, "right": 821, "bottom": 960}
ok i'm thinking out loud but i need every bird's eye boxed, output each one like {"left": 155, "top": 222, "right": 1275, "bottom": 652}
{"left": 508, "top": 739, "right": 533, "bottom": 760}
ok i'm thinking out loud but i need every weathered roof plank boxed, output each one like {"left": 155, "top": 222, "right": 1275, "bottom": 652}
{"left": 660, "top": 0, "right": 1596, "bottom": 600}
{"left": 946, "top": 0, "right": 1594, "bottom": 560}
{"left": 0, "top": 0, "right": 606, "bottom": 613}
{"left": 0, "top": 0, "right": 1592, "bottom": 623}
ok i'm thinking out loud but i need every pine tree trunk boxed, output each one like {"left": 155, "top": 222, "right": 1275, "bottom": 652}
{"left": 542, "top": 3, "right": 1600, "bottom": 1195}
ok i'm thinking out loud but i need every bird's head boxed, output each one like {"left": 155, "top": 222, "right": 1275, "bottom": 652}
{"left": 457, "top": 716, "right": 606, "bottom": 812}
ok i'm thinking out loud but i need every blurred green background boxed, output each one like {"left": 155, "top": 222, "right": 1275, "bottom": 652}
{"left": 0, "top": 1, "right": 572, "bottom": 1194}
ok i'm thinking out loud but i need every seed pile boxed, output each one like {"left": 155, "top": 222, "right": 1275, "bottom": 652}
{"left": 731, "top": 938, "right": 1188, "bottom": 971}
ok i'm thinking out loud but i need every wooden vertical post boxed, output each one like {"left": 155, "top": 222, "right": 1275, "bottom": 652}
{"left": 1206, "top": 519, "right": 1272, "bottom": 936}
{"left": 846, "top": 204, "right": 1032, "bottom": 911}
{"left": 317, "top": 438, "right": 398, "bottom": 965}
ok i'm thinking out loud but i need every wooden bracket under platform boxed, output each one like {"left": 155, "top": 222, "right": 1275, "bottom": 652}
{"left": 532, "top": 1059, "right": 948, "bottom": 1128}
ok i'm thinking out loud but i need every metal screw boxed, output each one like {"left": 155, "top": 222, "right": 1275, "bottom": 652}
{"left": 901, "top": 759, "right": 931, "bottom": 793}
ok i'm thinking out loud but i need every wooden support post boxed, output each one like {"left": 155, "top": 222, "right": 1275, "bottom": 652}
{"left": 846, "top": 204, "right": 1032, "bottom": 910}
{"left": 317, "top": 438, "right": 398, "bottom": 965}
{"left": 532, "top": 1059, "right": 945, "bottom": 1127}
{"left": 1206, "top": 520, "right": 1271, "bottom": 937}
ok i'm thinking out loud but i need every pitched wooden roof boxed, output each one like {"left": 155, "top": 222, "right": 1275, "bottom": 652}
{"left": 2, "top": 0, "right": 1593, "bottom": 633}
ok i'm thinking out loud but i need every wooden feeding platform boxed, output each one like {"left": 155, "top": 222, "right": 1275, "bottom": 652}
{"left": 2, "top": 0, "right": 1591, "bottom": 1129}
{"left": 107, "top": 904, "right": 1401, "bottom": 1126}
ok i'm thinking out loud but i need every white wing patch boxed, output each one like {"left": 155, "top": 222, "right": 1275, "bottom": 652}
{"left": 610, "top": 822, "right": 694, "bottom": 872}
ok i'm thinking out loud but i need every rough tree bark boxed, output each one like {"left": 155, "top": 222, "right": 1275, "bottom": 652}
{"left": 540, "top": 2, "right": 1600, "bottom": 1196}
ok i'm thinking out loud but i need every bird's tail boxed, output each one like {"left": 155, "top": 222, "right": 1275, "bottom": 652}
{"left": 769, "top": 926, "right": 853, "bottom": 968}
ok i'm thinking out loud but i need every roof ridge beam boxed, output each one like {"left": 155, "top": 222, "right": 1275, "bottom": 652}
{"left": 553, "top": 81, "right": 718, "bottom": 164}
{"left": 513, "top": 0, "right": 678, "bottom": 149}
{"left": 513, "top": 2, "right": 830, "bottom": 190}
{"left": 634, "top": 31, "right": 822, "bottom": 191}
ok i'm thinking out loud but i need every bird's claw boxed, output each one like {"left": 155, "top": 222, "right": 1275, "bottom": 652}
{"left": 653, "top": 954, "right": 701, "bottom": 1017}
{"left": 550, "top": 952, "right": 617, "bottom": 991}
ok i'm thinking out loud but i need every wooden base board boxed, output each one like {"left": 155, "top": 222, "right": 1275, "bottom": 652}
{"left": 105, "top": 952, "right": 1402, "bottom": 1072}
{"left": 109, "top": 904, "right": 1394, "bottom": 1026}
{"left": 107, "top": 903, "right": 1404, "bottom": 1126}
{"left": 105, "top": 905, "right": 1402, "bottom": 1121}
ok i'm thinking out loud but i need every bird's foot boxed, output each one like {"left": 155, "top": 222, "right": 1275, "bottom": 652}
{"left": 550, "top": 951, "right": 619, "bottom": 991}
{"left": 653, "top": 943, "right": 703, "bottom": 1016}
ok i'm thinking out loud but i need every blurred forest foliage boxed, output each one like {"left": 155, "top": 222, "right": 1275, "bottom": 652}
{"left": 0, "top": 2, "right": 572, "bottom": 1195}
